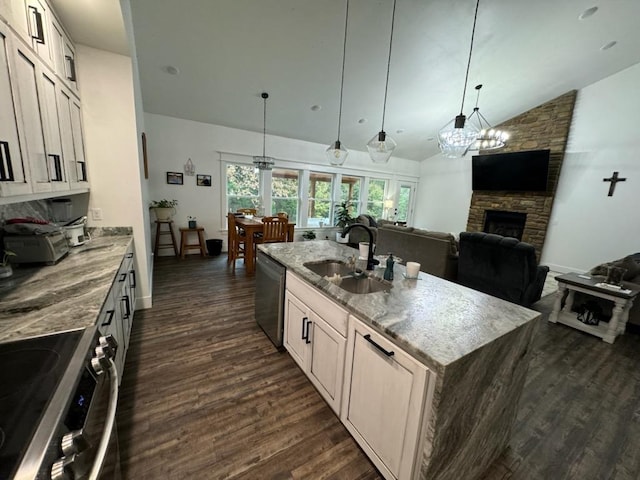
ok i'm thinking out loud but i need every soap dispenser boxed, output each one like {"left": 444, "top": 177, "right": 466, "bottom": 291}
{"left": 384, "top": 253, "right": 394, "bottom": 281}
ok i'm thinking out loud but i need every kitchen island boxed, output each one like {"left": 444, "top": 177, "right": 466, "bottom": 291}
{"left": 0, "top": 228, "right": 133, "bottom": 343}
{"left": 259, "top": 240, "right": 540, "bottom": 480}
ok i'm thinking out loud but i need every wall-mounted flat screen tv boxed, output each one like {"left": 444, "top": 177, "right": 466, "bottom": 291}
{"left": 472, "top": 149, "right": 550, "bottom": 192}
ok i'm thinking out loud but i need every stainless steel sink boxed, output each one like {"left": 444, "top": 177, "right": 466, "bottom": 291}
{"left": 304, "top": 260, "right": 353, "bottom": 277}
{"left": 338, "top": 276, "right": 392, "bottom": 294}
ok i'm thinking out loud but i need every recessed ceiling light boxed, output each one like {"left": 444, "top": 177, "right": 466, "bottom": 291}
{"left": 396, "top": 129, "right": 405, "bottom": 134}
{"left": 578, "top": 6, "right": 598, "bottom": 20}
{"left": 163, "top": 65, "right": 180, "bottom": 75}
{"left": 600, "top": 40, "right": 617, "bottom": 51}
{"left": 358, "top": 118, "right": 367, "bottom": 124}
{"left": 310, "top": 105, "right": 321, "bottom": 111}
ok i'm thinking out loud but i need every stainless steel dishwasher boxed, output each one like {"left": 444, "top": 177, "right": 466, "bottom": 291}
{"left": 255, "top": 251, "right": 286, "bottom": 348}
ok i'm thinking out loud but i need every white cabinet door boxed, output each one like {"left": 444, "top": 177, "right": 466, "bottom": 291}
{"left": 49, "top": 16, "right": 78, "bottom": 93}
{"left": 57, "top": 86, "right": 87, "bottom": 188}
{"left": 98, "top": 293, "right": 125, "bottom": 376}
{"left": 12, "top": 42, "right": 50, "bottom": 192}
{"left": 0, "top": 24, "right": 31, "bottom": 196}
{"left": 39, "top": 67, "right": 67, "bottom": 190}
{"left": 284, "top": 291, "right": 309, "bottom": 370}
{"left": 308, "top": 313, "right": 346, "bottom": 414}
{"left": 284, "top": 288, "right": 346, "bottom": 416}
{"left": 342, "top": 317, "right": 430, "bottom": 480}
{"left": 25, "top": 0, "right": 53, "bottom": 65}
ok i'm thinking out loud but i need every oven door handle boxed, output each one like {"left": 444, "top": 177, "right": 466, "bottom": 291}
{"left": 88, "top": 358, "right": 119, "bottom": 480}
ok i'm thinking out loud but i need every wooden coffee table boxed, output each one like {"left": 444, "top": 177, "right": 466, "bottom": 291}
{"left": 548, "top": 272, "right": 639, "bottom": 343}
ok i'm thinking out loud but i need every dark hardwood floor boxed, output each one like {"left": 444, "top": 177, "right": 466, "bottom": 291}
{"left": 118, "top": 255, "right": 640, "bottom": 480}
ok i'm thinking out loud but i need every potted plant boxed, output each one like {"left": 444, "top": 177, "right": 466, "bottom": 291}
{"left": 0, "top": 249, "right": 16, "bottom": 279}
{"left": 150, "top": 199, "right": 178, "bottom": 221}
{"left": 334, "top": 201, "right": 355, "bottom": 243}
{"left": 302, "top": 230, "right": 316, "bottom": 241}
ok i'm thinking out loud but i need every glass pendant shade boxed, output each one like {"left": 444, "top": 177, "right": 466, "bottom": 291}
{"left": 326, "top": 140, "right": 349, "bottom": 166}
{"left": 367, "top": 131, "right": 396, "bottom": 164}
{"left": 438, "top": 114, "right": 479, "bottom": 158}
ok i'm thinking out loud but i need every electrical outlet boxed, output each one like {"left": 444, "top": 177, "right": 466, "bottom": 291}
{"left": 91, "top": 208, "right": 103, "bottom": 221}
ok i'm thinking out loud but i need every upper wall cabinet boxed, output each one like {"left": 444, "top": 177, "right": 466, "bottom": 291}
{"left": 0, "top": 22, "right": 31, "bottom": 196}
{"left": 0, "top": 0, "right": 87, "bottom": 199}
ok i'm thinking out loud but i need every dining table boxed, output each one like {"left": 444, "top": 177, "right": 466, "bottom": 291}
{"left": 234, "top": 216, "right": 296, "bottom": 274}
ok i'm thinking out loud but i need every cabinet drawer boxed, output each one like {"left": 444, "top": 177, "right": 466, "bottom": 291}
{"left": 286, "top": 271, "right": 348, "bottom": 336}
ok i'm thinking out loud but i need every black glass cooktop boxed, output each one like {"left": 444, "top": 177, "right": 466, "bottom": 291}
{"left": 0, "top": 330, "right": 82, "bottom": 480}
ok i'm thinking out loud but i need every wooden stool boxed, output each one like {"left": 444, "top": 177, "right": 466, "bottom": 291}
{"left": 154, "top": 220, "right": 178, "bottom": 257}
{"left": 179, "top": 227, "right": 206, "bottom": 259}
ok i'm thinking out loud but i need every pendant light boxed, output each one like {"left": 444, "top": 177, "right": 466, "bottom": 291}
{"left": 253, "top": 92, "right": 275, "bottom": 171}
{"left": 467, "top": 84, "right": 509, "bottom": 151}
{"left": 326, "top": 0, "right": 351, "bottom": 166}
{"left": 438, "top": 0, "right": 481, "bottom": 158}
{"left": 366, "top": 0, "right": 398, "bottom": 164}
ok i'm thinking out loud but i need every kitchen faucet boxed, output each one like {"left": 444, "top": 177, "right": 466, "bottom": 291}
{"left": 341, "top": 223, "right": 379, "bottom": 271}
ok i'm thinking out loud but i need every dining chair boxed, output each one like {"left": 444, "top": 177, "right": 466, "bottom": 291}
{"left": 237, "top": 208, "right": 257, "bottom": 215}
{"left": 256, "top": 216, "right": 288, "bottom": 244}
{"left": 227, "top": 213, "right": 247, "bottom": 271}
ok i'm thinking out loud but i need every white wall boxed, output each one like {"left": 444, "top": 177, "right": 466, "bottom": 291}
{"left": 78, "top": 44, "right": 152, "bottom": 307}
{"left": 414, "top": 62, "right": 640, "bottom": 273}
{"left": 145, "top": 113, "right": 420, "bottom": 252}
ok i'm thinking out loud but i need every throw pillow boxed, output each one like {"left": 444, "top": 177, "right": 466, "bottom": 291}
{"left": 589, "top": 262, "right": 611, "bottom": 277}
{"left": 356, "top": 214, "right": 370, "bottom": 226}
{"left": 616, "top": 255, "right": 640, "bottom": 280}
{"left": 365, "top": 215, "right": 378, "bottom": 228}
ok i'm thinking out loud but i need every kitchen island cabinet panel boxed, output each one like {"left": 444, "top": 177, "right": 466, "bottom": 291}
{"left": 342, "top": 316, "right": 431, "bottom": 480}
{"left": 284, "top": 288, "right": 346, "bottom": 415}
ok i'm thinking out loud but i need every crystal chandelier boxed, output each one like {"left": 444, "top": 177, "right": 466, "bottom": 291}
{"left": 367, "top": 0, "right": 398, "bottom": 164}
{"left": 326, "top": 0, "right": 350, "bottom": 166}
{"left": 253, "top": 92, "right": 275, "bottom": 171}
{"left": 467, "top": 84, "right": 509, "bottom": 151}
{"left": 438, "top": 0, "right": 481, "bottom": 158}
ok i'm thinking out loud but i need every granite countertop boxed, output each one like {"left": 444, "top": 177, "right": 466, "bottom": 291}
{"left": 0, "top": 229, "right": 133, "bottom": 343}
{"left": 259, "top": 240, "right": 540, "bottom": 371}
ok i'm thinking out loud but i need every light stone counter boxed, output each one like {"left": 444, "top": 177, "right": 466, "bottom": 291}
{"left": 259, "top": 240, "right": 539, "bottom": 372}
{"left": 260, "top": 240, "right": 541, "bottom": 480}
{"left": 0, "top": 228, "right": 133, "bottom": 343}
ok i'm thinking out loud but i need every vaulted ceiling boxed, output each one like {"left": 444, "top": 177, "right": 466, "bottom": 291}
{"left": 51, "top": 0, "right": 640, "bottom": 161}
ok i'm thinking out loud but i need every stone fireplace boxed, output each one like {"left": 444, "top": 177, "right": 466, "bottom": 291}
{"left": 466, "top": 90, "right": 577, "bottom": 260}
{"left": 483, "top": 210, "right": 527, "bottom": 240}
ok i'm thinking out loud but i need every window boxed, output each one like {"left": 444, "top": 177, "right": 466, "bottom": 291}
{"left": 225, "top": 163, "right": 260, "bottom": 212}
{"left": 308, "top": 171, "right": 332, "bottom": 227}
{"left": 366, "top": 178, "right": 387, "bottom": 219}
{"left": 272, "top": 168, "right": 299, "bottom": 222}
{"left": 396, "top": 184, "right": 414, "bottom": 222}
{"left": 340, "top": 175, "right": 362, "bottom": 213}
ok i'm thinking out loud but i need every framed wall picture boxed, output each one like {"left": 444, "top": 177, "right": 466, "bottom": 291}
{"left": 167, "top": 171, "right": 183, "bottom": 185}
{"left": 197, "top": 174, "right": 211, "bottom": 187}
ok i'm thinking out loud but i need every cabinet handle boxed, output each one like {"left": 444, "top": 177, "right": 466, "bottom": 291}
{"left": 0, "top": 141, "right": 15, "bottom": 181}
{"left": 304, "top": 318, "right": 311, "bottom": 344}
{"left": 129, "top": 270, "right": 136, "bottom": 288}
{"left": 48, "top": 154, "right": 63, "bottom": 181}
{"left": 101, "top": 309, "right": 115, "bottom": 327}
{"left": 301, "top": 316, "right": 308, "bottom": 341}
{"left": 29, "top": 7, "right": 45, "bottom": 44}
{"left": 122, "top": 295, "right": 131, "bottom": 319}
{"left": 65, "top": 55, "right": 76, "bottom": 81}
{"left": 119, "top": 272, "right": 127, "bottom": 282}
{"left": 364, "top": 334, "right": 394, "bottom": 357}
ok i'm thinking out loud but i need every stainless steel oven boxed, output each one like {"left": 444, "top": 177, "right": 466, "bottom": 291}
{"left": 1, "top": 326, "right": 121, "bottom": 480}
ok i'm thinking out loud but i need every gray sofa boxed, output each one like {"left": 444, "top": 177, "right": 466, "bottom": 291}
{"left": 375, "top": 223, "right": 459, "bottom": 281}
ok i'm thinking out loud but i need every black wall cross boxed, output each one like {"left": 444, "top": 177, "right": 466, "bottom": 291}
{"left": 603, "top": 171, "right": 627, "bottom": 197}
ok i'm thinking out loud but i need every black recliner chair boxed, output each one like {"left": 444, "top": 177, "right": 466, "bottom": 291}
{"left": 457, "top": 232, "right": 549, "bottom": 307}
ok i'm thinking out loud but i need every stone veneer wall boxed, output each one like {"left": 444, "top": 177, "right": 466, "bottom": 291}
{"left": 466, "top": 90, "right": 577, "bottom": 259}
